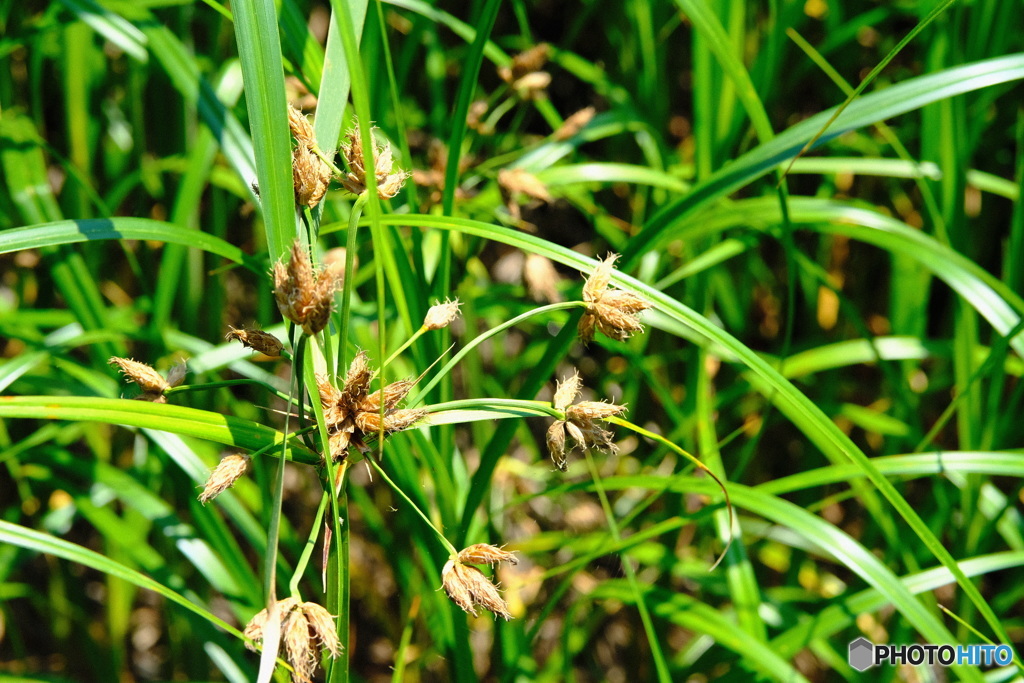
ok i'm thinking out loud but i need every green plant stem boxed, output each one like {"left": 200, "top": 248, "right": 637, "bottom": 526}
{"left": 289, "top": 492, "right": 330, "bottom": 599}
{"left": 337, "top": 192, "right": 368, "bottom": 375}
{"left": 605, "top": 415, "right": 734, "bottom": 569}
{"left": 583, "top": 450, "right": 671, "bottom": 683}
{"left": 166, "top": 379, "right": 301, "bottom": 406}
{"left": 364, "top": 454, "right": 458, "bottom": 557}
{"left": 410, "top": 300, "right": 587, "bottom": 405}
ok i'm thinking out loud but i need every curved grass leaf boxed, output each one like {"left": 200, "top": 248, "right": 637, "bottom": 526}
{"left": 0, "top": 396, "right": 319, "bottom": 464}
{"left": 363, "top": 211, "right": 1014, "bottom": 651}
{"left": 622, "top": 53, "right": 1024, "bottom": 262}
{"left": 0, "top": 218, "right": 264, "bottom": 274}
{"left": 0, "top": 519, "right": 243, "bottom": 640}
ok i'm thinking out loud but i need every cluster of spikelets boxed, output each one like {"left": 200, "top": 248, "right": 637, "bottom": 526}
{"left": 546, "top": 369, "right": 626, "bottom": 471}
{"left": 578, "top": 253, "right": 652, "bottom": 343}
{"left": 107, "top": 235, "right": 653, "bottom": 643}
{"left": 287, "top": 105, "right": 409, "bottom": 207}
{"left": 243, "top": 597, "right": 341, "bottom": 683}
{"left": 317, "top": 351, "right": 427, "bottom": 461}
{"left": 441, "top": 544, "right": 519, "bottom": 620}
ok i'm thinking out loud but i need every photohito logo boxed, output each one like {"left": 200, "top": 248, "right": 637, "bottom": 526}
{"left": 848, "top": 637, "right": 1013, "bottom": 671}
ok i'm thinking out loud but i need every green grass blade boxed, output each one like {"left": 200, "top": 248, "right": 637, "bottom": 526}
{"left": 231, "top": 0, "right": 297, "bottom": 261}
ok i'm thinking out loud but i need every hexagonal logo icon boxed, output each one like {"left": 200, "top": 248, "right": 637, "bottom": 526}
{"left": 848, "top": 637, "right": 874, "bottom": 672}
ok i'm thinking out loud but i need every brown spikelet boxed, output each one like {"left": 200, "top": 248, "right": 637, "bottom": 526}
{"left": 288, "top": 105, "right": 333, "bottom": 208}
{"left": 546, "top": 420, "right": 567, "bottom": 471}
{"left": 552, "top": 370, "right": 582, "bottom": 410}
{"left": 577, "top": 254, "right": 652, "bottom": 343}
{"left": 109, "top": 357, "right": 171, "bottom": 395}
{"left": 423, "top": 298, "right": 462, "bottom": 330}
{"left": 498, "top": 168, "right": 552, "bottom": 203}
{"left": 273, "top": 239, "right": 340, "bottom": 335}
{"left": 441, "top": 560, "right": 513, "bottom": 620}
{"left": 244, "top": 598, "right": 340, "bottom": 682}
{"left": 199, "top": 453, "right": 250, "bottom": 504}
{"left": 458, "top": 544, "right": 518, "bottom": 567}
{"left": 302, "top": 602, "right": 341, "bottom": 658}
{"left": 226, "top": 327, "right": 284, "bottom": 357}
{"left": 554, "top": 106, "right": 596, "bottom": 141}
{"left": 499, "top": 43, "right": 550, "bottom": 83}
{"left": 565, "top": 401, "right": 626, "bottom": 421}
{"left": 523, "top": 253, "right": 563, "bottom": 303}
{"left": 341, "top": 122, "right": 409, "bottom": 199}
{"left": 545, "top": 369, "right": 627, "bottom": 469}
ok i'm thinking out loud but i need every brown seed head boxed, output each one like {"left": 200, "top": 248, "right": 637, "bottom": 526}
{"left": 341, "top": 123, "right": 409, "bottom": 199}
{"left": 578, "top": 254, "right": 652, "bottom": 343}
{"left": 499, "top": 43, "right": 550, "bottom": 83}
{"left": 458, "top": 543, "right": 518, "bottom": 567}
{"left": 441, "top": 560, "right": 512, "bottom": 620}
{"left": 554, "top": 106, "right": 596, "bottom": 141}
{"left": 523, "top": 253, "right": 563, "bottom": 303}
{"left": 226, "top": 327, "right": 285, "bottom": 357}
{"left": 273, "top": 240, "right": 340, "bottom": 335}
{"left": 109, "top": 357, "right": 170, "bottom": 395}
{"left": 511, "top": 71, "right": 552, "bottom": 99}
{"left": 199, "top": 453, "right": 250, "bottom": 504}
{"left": 288, "top": 105, "right": 334, "bottom": 208}
{"left": 498, "top": 168, "right": 552, "bottom": 203}
{"left": 244, "top": 598, "right": 340, "bottom": 682}
{"left": 423, "top": 298, "right": 462, "bottom": 330}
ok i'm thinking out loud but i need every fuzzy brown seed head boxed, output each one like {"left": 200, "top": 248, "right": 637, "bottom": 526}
{"left": 458, "top": 544, "right": 518, "bottom": 567}
{"left": 552, "top": 370, "right": 582, "bottom": 410}
{"left": 273, "top": 240, "right": 340, "bottom": 335}
{"left": 109, "top": 357, "right": 171, "bottom": 395}
{"left": 554, "top": 106, "right": 596, "bottom": 141}
{"left": 199, "top": 453, "right": 250, "bottom": 504}
{"left": 341, "top": 351, "right": 372, "bottom": 405}
{"left": 361, "top": 379, "right": 415, "bottom": 413}
{"left": 341, "top": 123, "right": 409, "bottom": 199}
{"left": 226, "top": 327, "right": 285, "bottom": 357}
{"left": 578, "top": 253, "right": 652, "bottom": 343}
{"left": 523, "top": 253, "right": 563, "bottom": 303}
{"left": 244, "top": 598, "right": 340, "bottom": 682}
{"left": 499, "top": 43, "right": 550, "bottom": 83}
{"left": 441, "top": 560, "right": 512, "bottom": 620}
{"left": 289, "top": 105, "right": 334, "bottom": 208}
{"left": 423, "top": 298, "right": 462, "bottom": 330}
{"left": 498, "top": 168, "right": 552, "bottom": 203}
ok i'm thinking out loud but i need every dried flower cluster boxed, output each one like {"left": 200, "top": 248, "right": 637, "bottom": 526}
{"left": 109, "top": 357, "right": 185, "bottom": 402}
{"left": 442, "top": 544, "right": 518, "bottom": 619}
{"left": 226, "top": 326, "right": 284, "bottom": 357}
{"left": 198, "top": 453, "right": 250, "bottom": 504}
{"left": 288, "top": 105, "right": 333, "bottom": 208}
{"left": 553, "top": 106, "right": 596, "bottom": 141}
{"left": 244, "top": 598, "right": 340, "bottom": 682}
{"left": 273, "top": 240, "right": 341, "bottom": 336}
{"left": 498, "top": 43, "right": 551, "bottom": 100}
{"left": 422, "top": 298, "right": 462, "bottom": 331}
{"left": 317, "top": 351, "right": 426, "bottom": 461}
{"left": 340, "top": 123, "right": 409, "bottom": 199}
{"left": 546, "top": 370, "right": 626, "bottom": 471}
{"left": 578, "top": 253, "right": 652, "bottom": 343}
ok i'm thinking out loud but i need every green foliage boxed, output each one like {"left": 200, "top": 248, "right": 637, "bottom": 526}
{"left": 1, "top": 0, "right": 1023, "bottom": 681}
